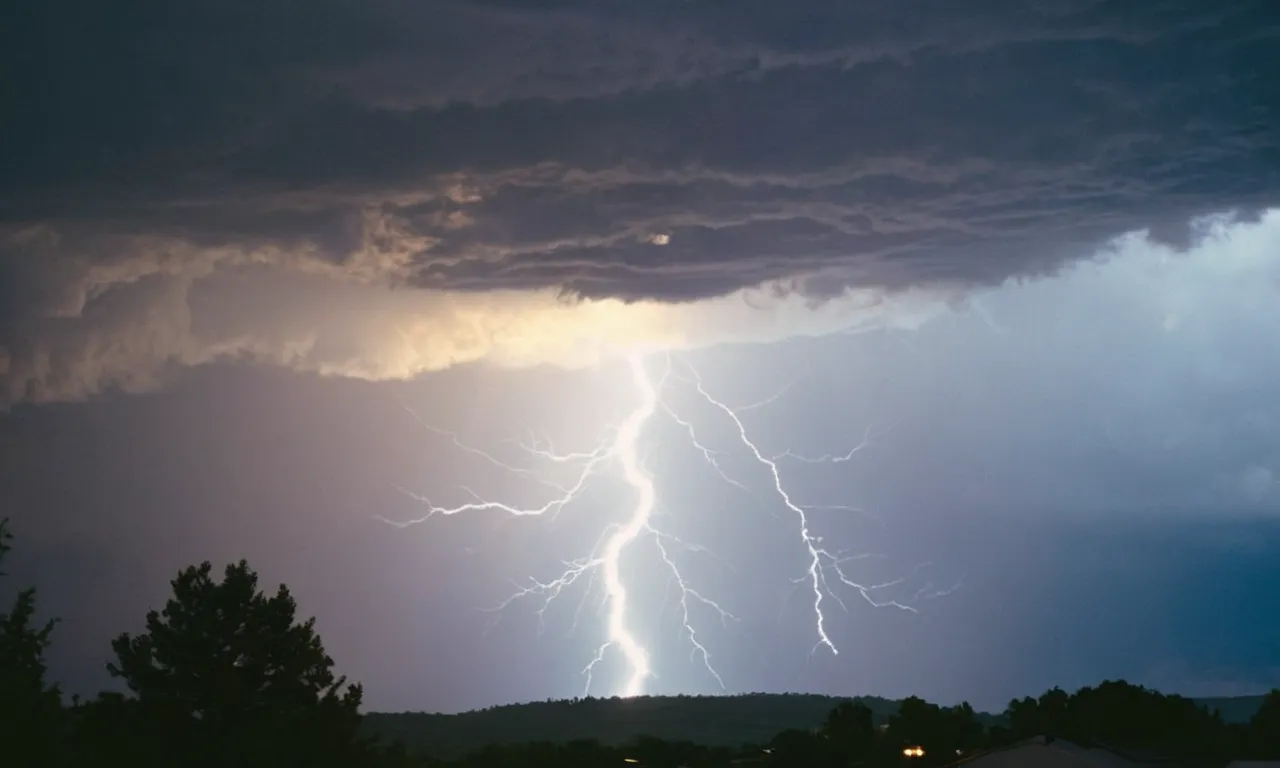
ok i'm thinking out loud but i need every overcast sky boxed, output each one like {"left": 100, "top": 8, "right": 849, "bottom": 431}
{"left": 1, "top": 0, "right": 1278, "bottom": 714}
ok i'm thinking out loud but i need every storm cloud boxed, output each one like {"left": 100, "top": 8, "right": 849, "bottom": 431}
{"left": 2, "top": 0, "right": 1278, "bottom": 405}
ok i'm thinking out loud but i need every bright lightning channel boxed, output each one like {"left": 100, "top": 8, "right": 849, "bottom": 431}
{"left": 382, "top": 351, "right": 942, "bottom": 696}
{"left": 599, "top": 353, "right": 658, "bottom": 696}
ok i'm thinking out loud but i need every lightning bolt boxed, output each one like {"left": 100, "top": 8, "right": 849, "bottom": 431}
{"left": 595, "top": 353, "right": 657, "bottom": 696}
{"left": 673, "top": 361, "right": 916, "bottom": 658}
{"left": 383, "top": 350, "right": 948, "bottom": 695}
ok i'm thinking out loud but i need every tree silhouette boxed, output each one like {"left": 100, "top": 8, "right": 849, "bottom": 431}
{"left": 820, "top": 700, "right": 876, "bottom": 763}
{"left": 103, "top": 560, "right": 367, "bottom": 767}
{"left": 940, "top": 701, "right": 985, "bottom": 756}
{"left": 884, "top": 696, "right": 940, "bottom": 760}
{"left": 1036, "top": 686, "right": 1071, "bottom": 737}
{"left": 1005, "top": 695, "right": 1039, "bottom": 737}
{"left": 0, "top": 518, "right": 66, "bottom": 766}
{"left": 1247, "top": 689, "right": 1280, "bottom": 758}
{"left": 880, "top": 696, "right": 985, "bottom": 765}
{"left": 767, "top": 727, "right": 829, "bottom": 766}
{"left": 999, "top": 679, "right": 1235, "bottom": 761}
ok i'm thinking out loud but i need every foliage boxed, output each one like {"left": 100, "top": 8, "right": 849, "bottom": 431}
{"left": 820, "top": 699, "right": 876, "bottom": 762}
{"left": 0, "top": 518, "right": 67, "bottom": 766}
{"left": 880, "top": 697, "right": 985, "bottom": 765}
{"left": 1003, "top": 679, "right": 1237, "bottom": 759}
{"left": 1245, "top": 689, "right": 1280, "bottom": 758}
{"left": 95, "top": 560, "right": 371, "bottom": 767}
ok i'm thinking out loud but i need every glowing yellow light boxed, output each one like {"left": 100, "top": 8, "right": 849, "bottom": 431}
{"left": 623, "top": 759, "right": 640, "bottom": 764}
{"left": 903, "top": 746, "right": 926, "bottom": 757}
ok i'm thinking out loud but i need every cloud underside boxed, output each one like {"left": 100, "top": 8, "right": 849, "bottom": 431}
{"left": 1, "top": 0, "right": 1277, "bottom": 405}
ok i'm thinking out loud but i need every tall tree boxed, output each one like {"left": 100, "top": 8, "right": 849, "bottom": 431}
{"left": 0, "top": 518, "right": 65, "bottom": 766}
{"left": 820, "top": 700, "right": 876, "bottom": 763}
{"left": 1005, "top": 695, "right": 1041, "bottom": 738}
{"left": 105, "top": 560, "right": 367, "bottom": 767}
{"left": 1248, "top": 689, "right": 1280, "bottom": 758}
{"left": 1036, "top": 686, "right": 1071, "bottom": 737}
{"left": 941, "top": 702, "right": 985, "bottom": 756}
{"left": 884, "top": 696, "right": 947, "bottom": 765}
{"left": 1002, "top": 681, "right": 1233, "bottom": 760}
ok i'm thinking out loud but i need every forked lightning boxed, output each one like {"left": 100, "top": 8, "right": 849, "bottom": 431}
{"left": 381, "top": 352, "right": 944, "bottom": 695}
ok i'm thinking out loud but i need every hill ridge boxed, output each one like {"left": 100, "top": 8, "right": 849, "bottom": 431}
{"left": 363, "top": 692, "right": 1268, "bottom": 758}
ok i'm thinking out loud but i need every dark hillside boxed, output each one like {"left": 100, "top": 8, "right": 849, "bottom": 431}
{"left": 364, "top": 693, "right": 993, "bottom": 758}
{"left": 362, "top": 691, "right": 1268, "bottom": 758}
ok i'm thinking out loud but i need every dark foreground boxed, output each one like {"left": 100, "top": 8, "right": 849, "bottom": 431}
{"left": 3, "top": 523, "right": 1277, "bottom": 767}
{"left": 362, "top": 691, "right": 1268, "bottom": 758}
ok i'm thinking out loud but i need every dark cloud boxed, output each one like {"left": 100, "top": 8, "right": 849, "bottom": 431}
{"left": 1, "top": 0, "right": 1278, "bottom": 403}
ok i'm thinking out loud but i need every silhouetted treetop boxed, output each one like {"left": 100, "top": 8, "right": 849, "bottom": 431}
{"left": 0, "top": 518, "right": 66, "bottom": 765}
{"left": 1000, "top": 679, "right": 1238, "bottom": 760}
{"left": 109, "top": 560, "right": 357, "bottom": 710}
{"left": 1246, "top": 689, "right": 1280, "bottom": 758}
{"left": 105, "top": 560, "right": 366, "bottom": 767}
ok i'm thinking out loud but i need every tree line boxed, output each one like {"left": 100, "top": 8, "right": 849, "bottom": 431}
{"left": 2, "top": 518, "right": 1278, "bottom": 767}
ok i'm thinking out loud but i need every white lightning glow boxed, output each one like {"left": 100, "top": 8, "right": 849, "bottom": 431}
{"left": 597, "top": 354, "right": 658, "bottom": 696}
{"left": 382, "top": 350, "right": 949, "bottom": 696}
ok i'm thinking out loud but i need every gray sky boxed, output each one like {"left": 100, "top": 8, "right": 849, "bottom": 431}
{"left": 1, "top": 0, "right": 1278, "bottom": 714}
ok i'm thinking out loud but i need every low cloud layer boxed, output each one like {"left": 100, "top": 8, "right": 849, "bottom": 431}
{"left": 1, "top": 0, "right": 1277, "bottom": 405}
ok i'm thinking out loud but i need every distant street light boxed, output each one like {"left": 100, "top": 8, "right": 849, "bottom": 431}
{"left": 902, "top": 746, "right": 926, "bottom": 758}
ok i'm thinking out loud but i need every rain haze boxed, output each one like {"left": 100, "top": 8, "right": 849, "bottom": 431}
{"left": 1, "top": 0, "right": 1278, "bottom": 716}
